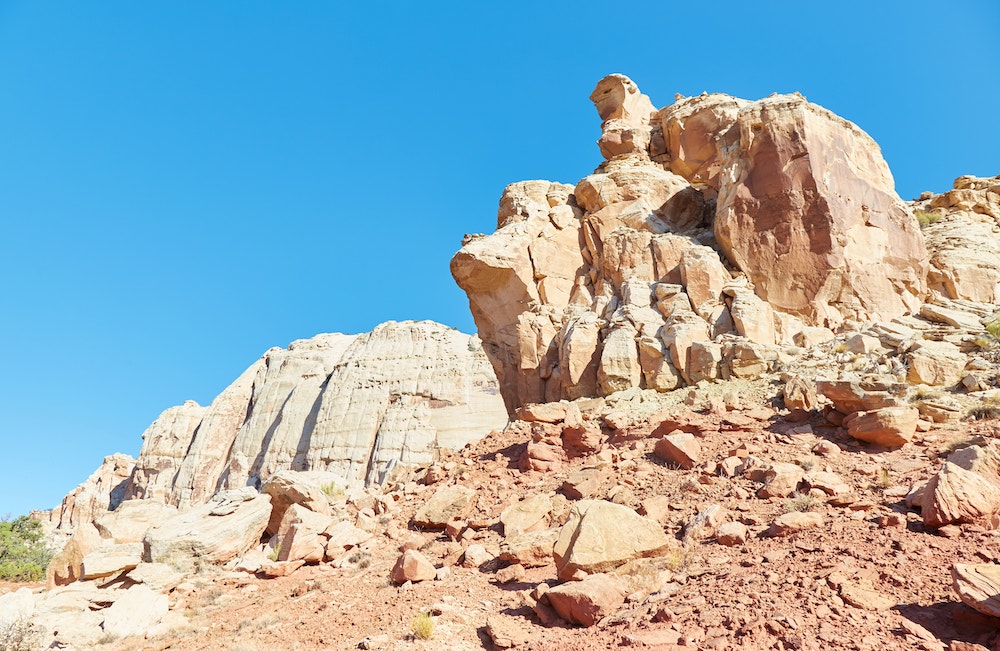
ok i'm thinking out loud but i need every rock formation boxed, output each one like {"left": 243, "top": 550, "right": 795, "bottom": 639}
{"left": 452, "top": 74, "right": 929, "bottom": 413}
{"left": 51, "top": 321, "right": 507, "bottom": 524}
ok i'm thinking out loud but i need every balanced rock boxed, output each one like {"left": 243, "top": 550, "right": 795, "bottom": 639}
{"left": 553, "top": 500, "right": 673, "bottom": 580}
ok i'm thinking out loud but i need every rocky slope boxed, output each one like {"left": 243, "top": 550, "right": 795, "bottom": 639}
{"left": 3, "top": 75, "right": 1000, "bottom": 651}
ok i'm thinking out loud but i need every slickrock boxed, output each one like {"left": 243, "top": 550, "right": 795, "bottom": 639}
{"left": 545, "top": 573, "right": 628, "bottom": 627}
{"left": 553, "top": 500, "right": 673, "bottom": 580}
{"left": 143, "top": 492, "right": 272, "bottom": 572}
{"left": 953, "top": 563, "right": 1000, "bottom": 618}
{"left": 120, "top": 321, "right": 506, "bottom": 511}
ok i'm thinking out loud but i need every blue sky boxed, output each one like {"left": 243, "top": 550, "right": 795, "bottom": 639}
{"left": 1, "top": 1, "right": 997, "bottom": 518}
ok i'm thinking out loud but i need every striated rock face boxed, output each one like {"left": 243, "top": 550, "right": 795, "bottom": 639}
{"left": 452, "top": 74, "right": 928, "bottom": 412}
{"left": 50, "top": 454, "right": 136, "bottom": 530}
{"left": 917, "top": 174, "right": 1000, "bottom": 304}
{"left": 113, "top": 321, "right": 507, "bottom": 510}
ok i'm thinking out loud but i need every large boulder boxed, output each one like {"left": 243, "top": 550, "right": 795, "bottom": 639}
{"left": 953, "top": 563, "right": 1000, "bottom": 618}
{"left": 553, "top": 500, "right": 673, "bottom": 581}
{"left": 545, "top": 573, "right": 628, "bottom": 627}
{"left": 49, "top": 454, "right": 135, "bottom": 530}
{"left": 143, "top": 492, "right": 272, "bottom": 572}
{"left": 261, "top": 470, "right": 334, "bottom": 536}
{"left": 94, "top": 500, "right": 179, "bottom": 544}
{"left": 715, "top": 94, "right": 927, "bottom": 329}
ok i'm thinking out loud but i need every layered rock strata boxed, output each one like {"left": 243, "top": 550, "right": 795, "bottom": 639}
{"left": 52, "top": 321, "right": 507, "bottom": 522}
{"left": 452, "top": 74, "right": 928, "bottom": 413}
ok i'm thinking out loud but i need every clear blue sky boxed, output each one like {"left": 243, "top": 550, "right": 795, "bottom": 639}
{"left": 1, "top": 1, "right": 997, "bottom": 518}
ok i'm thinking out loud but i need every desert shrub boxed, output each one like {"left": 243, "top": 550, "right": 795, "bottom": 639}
{"left": 0, "top": 515, "right": 52, "bottom": 582}
{"left": 986, "top": 317, "right": 1000, "bottom": 340}
{"left": 914, "top": 210, "right": 941, "bottom": 227}
{"left": 876, "top": 468, "right": 893, "bottom": 489}
{"left": 0, "top": 617, "right": 40, "bottom": 651}
{"left": 782, "top": 492, "right": 820, "bottom": 513}
{"left": 320, "top": 482, "right": 343, "bottom": 497}
{"left": 411, "top": 612, "right": 435, "bottom": 640}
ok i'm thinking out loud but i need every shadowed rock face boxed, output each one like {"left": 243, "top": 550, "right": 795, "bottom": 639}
{"left": 453, "top": 74, "right": 929, "bottom": 413}
{"left": 96, "top": 321, "right": 508, "bottom": 511}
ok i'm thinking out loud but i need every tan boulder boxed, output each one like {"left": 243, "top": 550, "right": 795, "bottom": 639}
{"left": 653, "top": 432, "right": 701, "bottom": 469}
{"left": 783, "top": 376, "right": 818, "bottom": 412}
{"left": 143, "top": 492, "right": 272, "bottom": 573}
{"left": 500, "top": 528, "right": 559, "bottom": 568}
{"left": 413, "top": 484, "right": 477, "bottom": 529}
{"left": 757, "top": 463, "right": 805, "bottom": 499}
{"left": 715, "top": 94, "right": 927, "bottom": 329}
{"left": 81, "top": 542, "right": 143, "bottom": 580}
{"left": 715, "top": 521, "right": 749, "bottom": 546}
{"left": 390, "top": 549, "right": 436, "bottom": 584}
{"left": 261, "top": 470, "right": 334, "bottom": 536}
{"left": 545, "top": 573, "right": 628, "bottom": 627}
{"left": 952, "top": 563, "right": 1000, "bottom": 618}
{"left": 553, "top": 500, "right": 673, "bottom": 580}
{"left": 767, "top": 512, "right": 824, "bottom": 537}
{"left": 500, "top": 494, "right": 553, "bottom": 538}
{"left": 816, "top": 379, "right": 900, "bottom": 415}
{"left": 597, "top": 323, "right": 642, "bottom": 395}
{"left": 50, "top": 454, "right": 135, "bottom": 530}
{"left": 921, "top": 462, "right": 1000, "bottom": 528}
{"left": 47, "top": 524, "right": 101, "bottom": 588}
{"left": 906, "top": 340, "right": 968, "bottom": 386}
{"left": 275, "top": 504, "right": 332, "bottom": 563}
{"left": 845, "top": 407, "right": 918, "bottom": 447}
{"left": 94, "top": 500, "right": 179, "bottom": 544}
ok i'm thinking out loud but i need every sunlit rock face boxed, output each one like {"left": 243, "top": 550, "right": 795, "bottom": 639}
{"left": 453, "top": 74, "right": 928, "bottom": 412}
{"left": 119, "top": 320, "right": 507, "bottom": 508}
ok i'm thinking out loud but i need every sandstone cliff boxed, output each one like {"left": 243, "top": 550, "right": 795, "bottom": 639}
{"left": 452, "top": 74, "right": 930, "bottom": 413}
{"left": 50, "top": 321, "right": 507, "bottom": 523}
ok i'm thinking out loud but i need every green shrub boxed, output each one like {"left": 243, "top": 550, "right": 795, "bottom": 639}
{"left": 986, "top": 317, "right": 1000, "bottom": 340}
{"left": 320, "top": 481, "right": 343, "bottom": 497}
{"left": 0, "top": 515, "right": 52, "bottom": 582}
{"left": 914, "top": 210, "right": 941, "bottom": 227}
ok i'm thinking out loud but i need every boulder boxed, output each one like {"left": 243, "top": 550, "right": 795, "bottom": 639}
{"left": 767, "top": 512, "right": 824, "bottom": 537}
{"left": 500, "top": 494, "right": 553, "bottom": 538}
{"left": 545, "top": 573, "right": 628, "bottom": 627}
{"left": 81, "top": 542, "right": 143, "bottom": 580}
{"left": 921, "top": 462, "right": 1000, "bottom": 528}
{"left": 553, "top": 500, "right": 673, "bottom": 580}
{"left": 500, "top": 529, "right": 559, "bottom": 568}
{"left": 906, "top": 340, "right": 968, "bottom": 386}
{"left": 94, "top": 500, "right": 179, "bottom": 544}
{"left": 653, "top": 432, "right": 701, "bottom": 469}
{"left": 143, "top": 493, "right": 272, "bottom": 573}
{"left": 49, "top": 454, "right": 135, "bottom": 530}
{"left": 845, "top": 407, "right": 918, "bottom": 447}
{"left": 413, "top": 484, "right": 477, "bottom": 528}
{"left": 261, "top": 470, "right": 334, "bottom": 536}
{"left": 390, "top": 549, "right": 436, "bottom": 584}
{"left": 757, "top": 463, "right": 805, "bottom": 499}
{"left": 47, "top": 524, "right": 101, "bottom": 588}
{"left": 715, "top": 521, "right": 749, "bottom": 546}
{"left": 953, "top": 563, "right": 1000, "bottom": 618}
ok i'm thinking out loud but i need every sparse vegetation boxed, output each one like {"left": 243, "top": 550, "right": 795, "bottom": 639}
{"left": 782, "top": 492, "right": 820, "bottom": 513}
{"left": 411, "top": 612, "right": 435, "bottom": 640}
{"left": 0, "top": 515, "right": 53, "bottom": 582}
{"left": 914, "top": 210, "right": 942, "bottom": 227}
{"left": 320, "top": 481, "right": 343, "bottom": 497}
{"left": 968, "top": 404, "right": 1000, "bottom": 421}
{"left": 0, "top": 618, "right": 40, "bottom": 651}
{"left": 987, "top": 316, "right": 1000, "bottom": 340}
{"left": 876, "top": 468, "right": 893, "bottom": 489}
{"left": 267, "top": 540, "right": 281, "bottom": 562}
{"left": 663, "top": 544, "right": 694, "bottom": 572}
{"left": 97, "top": 632, "right": 120, "bottom": 645}
{"left": 797, "top": 458, "right": 816, "bottom": 471}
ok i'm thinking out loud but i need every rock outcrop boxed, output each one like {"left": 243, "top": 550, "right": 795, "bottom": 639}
{"left": 452, "top": 75, "right": 928, "bottom": 412}
{"left": 50, "top": 454, "right": 135, "bottom": 530}
{"left": 101, "top": 321, "right": 507, "bottom": 513}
